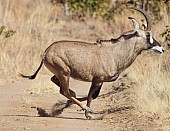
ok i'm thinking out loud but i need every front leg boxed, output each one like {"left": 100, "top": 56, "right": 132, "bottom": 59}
{"left": 85, "top": 81, "right": 103, "bottom": 119}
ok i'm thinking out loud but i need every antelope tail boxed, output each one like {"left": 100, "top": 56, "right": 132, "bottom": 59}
{"left": 19, "top": 60, "right": 43, "bottom": 79}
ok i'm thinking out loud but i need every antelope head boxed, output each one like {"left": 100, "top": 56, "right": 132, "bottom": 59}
{"left": 129, "top": 8, "right": 164, "bottom": 53}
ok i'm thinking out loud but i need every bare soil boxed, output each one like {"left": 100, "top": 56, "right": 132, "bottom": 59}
{"left": 0, "top": 76, "right": 169, "bottom": 131}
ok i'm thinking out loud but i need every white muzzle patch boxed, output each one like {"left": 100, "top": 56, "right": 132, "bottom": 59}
{"left": 151, "top": 46, "right": 164, "bottom": 53}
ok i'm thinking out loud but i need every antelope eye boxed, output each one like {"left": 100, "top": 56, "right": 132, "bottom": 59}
{"left": 146, "top": 33, "right": 154, "bottom": 44}
{"left": 146, "top": 34, "right": 150, "bottom": 42}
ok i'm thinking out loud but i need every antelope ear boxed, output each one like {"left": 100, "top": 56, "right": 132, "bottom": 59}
{"left": 128, "top": 17, "right": 142, "bottom": 35}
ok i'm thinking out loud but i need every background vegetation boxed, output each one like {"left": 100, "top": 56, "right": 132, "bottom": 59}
{"left": 0, "top": 0, "right": 169, "bottom": 120}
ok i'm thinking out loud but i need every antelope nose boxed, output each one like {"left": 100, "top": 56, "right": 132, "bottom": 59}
{"left": 160, "top": 47, "right": 164, "bottom": 53}
{"left": 151, "top": 46, "right": 164, "bottom": 53}
{"left": 160, "top": 47, "right": 165, "bottom": 53}
{"left": 162, "top": 48, "right": 165, "bottom": 53}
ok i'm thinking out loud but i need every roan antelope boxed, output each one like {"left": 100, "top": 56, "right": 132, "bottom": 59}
{"left": 20, "top": 8, "right": 164, "bottom": 119}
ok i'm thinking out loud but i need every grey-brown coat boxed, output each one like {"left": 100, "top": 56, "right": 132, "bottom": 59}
{"left": 20, "top": 8, "right": 164, "bottom": 119}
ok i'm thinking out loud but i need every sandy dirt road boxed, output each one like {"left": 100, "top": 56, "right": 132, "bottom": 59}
{"left": 0, "top": 76, "right": 169, "bottom": 131}
{"left": 0, "top": 77, "right": 115, "bottom": 131}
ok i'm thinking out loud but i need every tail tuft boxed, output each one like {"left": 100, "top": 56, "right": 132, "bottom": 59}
{"left": 19, "top": 73, "right": 36, "bottom": 79}
{"left": 19, "top": 60, "right": 43, "bottom": 80}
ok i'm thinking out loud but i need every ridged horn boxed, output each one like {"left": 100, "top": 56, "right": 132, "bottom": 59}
{"left": 133, "top": 8, "right": 151, "bottom": 31}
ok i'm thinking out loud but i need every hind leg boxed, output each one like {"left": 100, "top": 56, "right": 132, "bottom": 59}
{"left": 52, "top": 74, "right": 93, "bottom": 113}
{"left": 57, "top": 73, "right": 93, "bottom": 115}
{"left": 51, "top": 75, "right": 76, "bottom": 98}
{"left": 51, "top": 75, "right": 76, "bottom": 108}
{"left": 51, "top": 75, "right": 87, "bottom": 107}
{"left": 51, "top": 75, "right": 60, "bottom": 87}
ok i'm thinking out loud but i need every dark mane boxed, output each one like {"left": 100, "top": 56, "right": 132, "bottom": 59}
{"left": 96, "top": 30, "right": 138, "bottom": 44}
{"left": 118, "top": 30, "right": 138, "bottom": 41}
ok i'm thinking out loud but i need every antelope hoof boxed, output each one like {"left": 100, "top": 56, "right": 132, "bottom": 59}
{"left": 85, "top": 111, "right": 95, "bottom": 120}
{"left": 85, "top": 106, "right": 93, "bottom": 114}
{"left": 84, "top": 106, "right": 95, "bottom": 119}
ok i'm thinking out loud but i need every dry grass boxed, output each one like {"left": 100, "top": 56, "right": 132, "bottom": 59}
{"left": 126, "top": 51, "right": 170, "bottom": 119}
{"left": 0, "top": 0, "right": 170, "bottom": 120}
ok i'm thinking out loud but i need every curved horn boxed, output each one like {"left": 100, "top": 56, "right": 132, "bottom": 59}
{"left": 133, "top": 8, "right": 151, "bottom": 31}
{"left": 128, "top": 17, "right": 140, "bottom": 31}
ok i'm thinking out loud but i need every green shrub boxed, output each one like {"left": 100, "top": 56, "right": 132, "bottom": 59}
{"left": 0, "top": 25, "right": 16, "bottom": 38}
{"left": 66, "top": 0, "right": 111, "bottom": 19}
{"left": 161, "top": 26, "right": 170, "bottom": 42}
{"left": 51, "top": 0, "right": 169, "bottom": 21}
{"left": 161, "top": 26, "right": 170, "bottom": 49}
